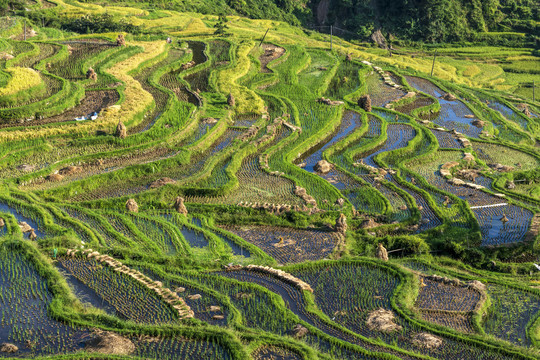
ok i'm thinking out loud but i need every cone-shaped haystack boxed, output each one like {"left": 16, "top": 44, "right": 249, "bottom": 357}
{"left": 116, "top": 121, "right": 127, "bottom": 139}
{"left": 0, "top": 218, "right": 5, "bottom": 227}
{"left": 376, "top": 243, "right": 388, "bottom": 261}
{"left": 358, "top": 95, "right": 372, "bottom": 112}
{"left": 336, "top": 213, "right": 348, "bottom": 234}
{"left": 126, "top": 199, "right": 138, "bottom": 213}
{"left": 116, "top": 34, "right": 126, "bottom": 46}
{"left": 227, "top": 93, "right": 235, "bottom": 107}
{"left": 174, "top": 196, "right": 188, "bottom": 215}
{"left": 86, "top": 67, "right": 97, "bottom": 81}
{"left": 346, "top": 53, "right": 353, "bottom": 61}
{"left": 500, "top": 214, "right": 509, "bottom": 224}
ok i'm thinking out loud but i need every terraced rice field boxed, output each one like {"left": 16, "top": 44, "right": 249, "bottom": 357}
{"left": 0, "top": 2, "right": 539, "bottom": 359}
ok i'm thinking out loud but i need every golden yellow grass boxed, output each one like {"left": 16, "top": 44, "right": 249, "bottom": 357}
{"left": 0, "top": 41, "right": 165, "bottom": 143}
{"left": 0, "top": 67, "right": 42, "bottom": 97}
{"left": 215, "top": 41, "right": 265, "bottom": 115}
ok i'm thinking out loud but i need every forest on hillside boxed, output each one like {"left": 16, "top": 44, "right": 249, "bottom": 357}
{"left": 4, "top": 0, "right": 536, "bottom": 44}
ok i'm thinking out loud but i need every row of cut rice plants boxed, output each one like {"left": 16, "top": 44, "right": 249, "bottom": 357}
{"left": 130, "top": 265, "right": 230, "bottom": 327}
{"left": 58, "top": 256, "right": 180, "bottom": 324}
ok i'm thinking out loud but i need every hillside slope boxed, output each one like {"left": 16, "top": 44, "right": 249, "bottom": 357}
{"left": 20, "top": 0, "right": 537, "bottom": 43}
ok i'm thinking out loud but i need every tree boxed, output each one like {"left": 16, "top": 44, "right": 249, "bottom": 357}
{"left": 214, "top": 14, "right": 229, "bottom": 35}
{"left": 0, "top": 0, "right": 8, "bottom": 16}
{"left": 0, "top": 0, "right": 24, "bottom": 16}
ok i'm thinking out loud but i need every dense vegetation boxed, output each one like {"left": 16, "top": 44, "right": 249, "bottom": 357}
{"left": 11, "top": 0, "right": 538, "bottom": 44}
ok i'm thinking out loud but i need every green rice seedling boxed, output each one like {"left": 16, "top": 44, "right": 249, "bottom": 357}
{"left": 252, "top": 345, "right": 303, "bottom": 360}
{"left": 483, "top": 284, "right": 540, "bottom": 347}
{"left": 0, "top": 244, "right": 91, "bottom": 357}
{"left": 58, "top": 257, "right": 179, "bottom": 324}
{"left": 134, "top": 337, "right": 234, "bottom": 360}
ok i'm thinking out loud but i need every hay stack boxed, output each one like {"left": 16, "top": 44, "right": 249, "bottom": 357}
{"left": 18, "top": 222, "right": 33, "bottom": 233}
{"left": 125, "top": 199, "right": 138, "bottom": 213}
{"left": 227, "top": 93, "right": 235, "bottom": 107}
{"left": 366, "top": 309, "right": 402, "bottom": 332}
{"left": 346, "top": 53, "right": 353, "bottom": 61}
{"left": 412, "top": 333, "right": 442, "bottom": 349}
{"left": 0, "top": 53, "right": 14, "bottom": 60}
{"left": 86, "top": 330, "right": 135, "bottom": 355}
{"left": 361, "top": 218, "right": 379, "bottom": 229}
{"left": 500, "top": 214, "right": 509, "bottom": 224}
{"left": 47, "top": 173, "right": 64, "bottom": 182}
{"left": 149, "top": 177, "right": 176, "bottom": 189}
{"left": 29, "top": 230, "right": 37, "bottom": 240}
{"left": 442, "top": 93, "right": 457, "bottom": 101}
{"left": 116, "top": 121, "right": 127, "bottom": 139}
{"left": 314, "top": 160, "right": 332, "bottom": 174}
{"left": 517, "top": 103, "right": 531, "bottom": 117}
{"left": 59, "top": 166, "right": 82, "bottom": 176}
{"left": 336, "top": 213, "right": 347, "bottom": 234}
{"left": 0, "top": 343, "right": 18, "bottom": 353}
{"left": 506, "top": 180, "right": 515, "bottom": 190}
{"left": 471, "top": 119, "right": 485, "bottom": 128}
{"left": 463, "top": 153, "right": 475, "bottom": 163}
{"left": 116, "top": 34, "right": 126, "bottom": 47}
{"left": 86, "top": 68, "right": 97, "bottom": 81}
{"left": 181, "top": 60, "right": 196, "bottom": 70}
{"left": 0, "top": 218, "right": 4, "bottom": 227}
{"left": 317, "top": 97, "right": 344, "bottom": 106}
{"left": 489, "top": 163, "right": 514, "bottom": 173}
{"left": 291, "top": 324, "right": 309, "bottom": 339}
{"left": 376, "top": 243, "right": 388, "bottom": 261}
{"left": 358, "top": 95, "right": 372, "bottom": 112}
{"left": 174, "top": 196, "right": 188, "bottom": 215}
{"left": 467, "top": 280, "right": 486, "bottom": 292}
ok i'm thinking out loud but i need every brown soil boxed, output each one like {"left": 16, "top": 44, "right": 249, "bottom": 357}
{"left": 149, "top": 177, "right": 176, "bottom": 189}
{"left": 412, "top": 332, "right": 443, "bottom": 349}
{"left": 85, "top": 330, "right": 135, "bottom": 355}
{"left": 366, "top": 309, "right": 402, "bottom": 332}
{"left": 260, "top": 44, "right": 285, "bottom": 73}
